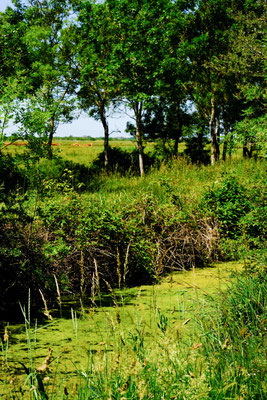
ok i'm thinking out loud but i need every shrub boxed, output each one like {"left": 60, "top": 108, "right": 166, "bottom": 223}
{"left": 201, "top": 175, "right": 251, "bottom": 238}
{"left": 240, "top": 186, "right": 267, "bottom": 248}
{"left": 33, "top": 191, "right": 221, "bottom": 301}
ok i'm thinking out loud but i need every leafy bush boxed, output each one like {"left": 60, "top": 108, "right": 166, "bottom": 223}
{"left": 201, "top": 175, "right": 251, "bottom": 238}
{"left": 0, "top": 152, "right": 264, "bottom": 320}
{"left": 240, "top": 186, "right": 267, "bottom": 248}
{"left": 151, "top": 138, "right": 176, "bottom": 161}
{"left": 23, "top": 157, "right": 95, "bottom": 192}
{"left": 32, "top": 190, "right": 221, "bottom": 301}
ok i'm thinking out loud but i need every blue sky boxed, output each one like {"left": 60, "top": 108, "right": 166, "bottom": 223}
{"left": 1, "top": 0, "right": 131, "bottom": 137}
{"left": 0, "top": 0, "right": 12, "bottom": 12}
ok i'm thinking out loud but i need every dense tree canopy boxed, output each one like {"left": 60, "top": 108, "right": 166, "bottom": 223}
{"left": 75, "top": 0, "right": 121, "bottom": 169}
{"left": 0, "top": 0, "right": 265, "bottom": 167}
{"left": 0, "top": 5, "right": 28, "bottom": 148}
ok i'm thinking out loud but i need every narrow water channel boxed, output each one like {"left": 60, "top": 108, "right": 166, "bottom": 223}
{"left": 1, "top": 262, "right": 243, "bottom": 397}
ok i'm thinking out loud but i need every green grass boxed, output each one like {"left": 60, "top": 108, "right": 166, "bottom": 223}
{"left": 72, "top": 156, "right": 265, "bottom": 219}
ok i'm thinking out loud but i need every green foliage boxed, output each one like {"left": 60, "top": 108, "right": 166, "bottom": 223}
{"left": 241, "top": 186, "right": 267, "bottom": 247}
{"left": 201, "top": 175, "right": 251, "bottom": 238}
{"left": 234, "top": 115, "right": 267, "bottom": 158}
{"left": 0, "top": 141, "right": 265, "bottom": 319}
{"left": 156, "top": 310, "right": 168, "bottom": 334}
{"left": 151, "top": 139, "right": 176, "bottom": 161}
{"left": 30, "top": 186, "right": 221, "bottom": 299}
{"left": 34, "top": 191, "right": 155, "bottom": 291}
{"left": 224, "top": 268, "right": 266, "bottom": 335}
{"left": 76, "top": 0, "right": 120, "bottom": 163}
{"left": 10, "top": 0, "right": 77, "bottom": 156}
{"left": 0, "top": 78, "right": 23, "bottom": 147}
{"left": 0, "top": 0, "right": 265, "bottom": 169}
{"left": 0, "top": 0, "right": 266, "bottom": 395}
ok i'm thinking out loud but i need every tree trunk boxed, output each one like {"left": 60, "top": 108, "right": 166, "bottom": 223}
{"left": 243, "top": 143, "right": 250, "bottom": 158}
{"left": 47, "top": 115, "right": 55, "bottom": 159}
{"left": 216, "top": 115, "right": 220, "bottom": 157}
{"left": 248, "top": 144, "right": 254, "bottom": 158}
{"left": 222, "top": 116, "right": 228, "bottom": 161}
{"left": 136, "top": 124, "right": 144, "bottom": 177}
{"left": 209, "top": 98, "right": 219, "bottom": 165}
{"left": 100, "top": 108, "right": 109, "bottom": 170}
{"left": 222, "top": 134, "right": 228, "bottom": 161}
{"left": 134, "top": 102, "right": 144, "bottom": 177}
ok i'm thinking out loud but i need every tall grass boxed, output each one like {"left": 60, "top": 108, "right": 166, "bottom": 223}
{"left": 198, "top": 267, "right": 266, "bottom": 399}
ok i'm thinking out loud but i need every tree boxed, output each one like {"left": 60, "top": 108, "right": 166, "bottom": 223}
{"left": 219, "top": 3, "right": 266, "bottom": 158}
{"left": 0, "top": 5, "right": 28, "bottom": 152}
{"left": 107, "top": 0, "right": 175, "bottom": 176}
{"left": 184, "top": 0, "right": 240, "bottom": 164}
{"left": 152, "top": 0, "right": 193, "bottom": 156}
{"left": 13, "top": 0, "right": 77, "bottom": 158}
{"left": 118, "top": 0, "right": 195, "bottom": 161}
{"left": 75, "top": 0, "right": 120, "bottom": 170}
{"left": 135, "top": 96, "right": 192, "bottom": 159}
{"left": 185, "top": 0, "right": 266, "bottom": 163}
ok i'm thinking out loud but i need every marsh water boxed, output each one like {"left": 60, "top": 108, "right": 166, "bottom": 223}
{"left": 1, "top": 262, "right": 243, "bottom": 397}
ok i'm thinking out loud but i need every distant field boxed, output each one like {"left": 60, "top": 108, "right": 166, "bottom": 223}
{"left": 3, "top": 138, "right": 155, "bottom": 166}
{"left": 3, "top": 137, "right": 245, "bottom": 166}
{"left": 53, "top": 139, "right": 138, "bottom": 166}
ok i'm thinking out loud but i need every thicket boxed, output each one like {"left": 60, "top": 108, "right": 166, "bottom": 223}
{"left": 0, "top": 153, "right": 265, "bottom": 319}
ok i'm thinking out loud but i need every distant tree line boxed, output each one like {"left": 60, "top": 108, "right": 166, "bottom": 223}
{"left": 0, "top": 0, "right": 266, "bottom": 174}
